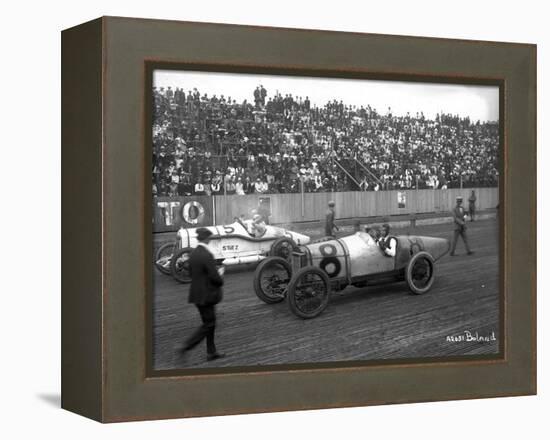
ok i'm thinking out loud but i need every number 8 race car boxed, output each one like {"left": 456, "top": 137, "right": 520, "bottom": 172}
{"left": 155, "top": 218, "right": 310, "bottom": 283}
{"left": 253, "top": 230, "right": 451, "bottom": 319}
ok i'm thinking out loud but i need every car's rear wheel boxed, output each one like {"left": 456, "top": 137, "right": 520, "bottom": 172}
{"left": 155, "top": 241, "right": 177, "bottom": 275}
{"left": 170, "top": 247, "right": 193, "bottom": 283}
{"left": 405, "top": 251, "right": 435, "bottom": 294}
{"left": 287, "top": 267, "right": 331, "bottom": 319}
{"left": 254, "top": 257, "right": 292, "bottom": 304}
{"left": 269, "top": 237, "right": 296, "bottom": 261}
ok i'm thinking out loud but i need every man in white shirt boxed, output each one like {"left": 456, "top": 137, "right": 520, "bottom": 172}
{"left": 254, "top": 178, "right": 264, "bottom": 194}
{"left": 235, "top": 178, "right": 245, "bottom": 195}
{"left": 194, "top": 180, "right": 205, "bottom": 195}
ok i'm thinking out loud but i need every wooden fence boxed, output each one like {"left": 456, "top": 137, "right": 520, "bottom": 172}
{"left": 213, "top": 188, "right": 498, "bottom": 225}
{"left": 152, "top": 187, "right": 498, "bottom": 232}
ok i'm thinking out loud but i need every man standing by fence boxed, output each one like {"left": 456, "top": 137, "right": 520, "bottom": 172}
{"left": 468, "top": 190, "right": 477, "bottom": 221}
{"left": 325, "top": 200, "right": 339, "bottom": 237}
{"left": 450, "top": 196, "right": 474, "bottom": 257}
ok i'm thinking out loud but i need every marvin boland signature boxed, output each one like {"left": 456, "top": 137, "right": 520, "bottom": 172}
{"left": 446, "top": 330, "right": 497, "bottom": 343}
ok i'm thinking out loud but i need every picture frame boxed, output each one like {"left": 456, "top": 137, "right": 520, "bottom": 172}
{"left": 61, "top": 16, "right": 536, "bottom": 422}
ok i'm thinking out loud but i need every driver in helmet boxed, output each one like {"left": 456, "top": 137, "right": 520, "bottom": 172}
{"left": 251, "top": 213, "right": 266, "bottom": 238}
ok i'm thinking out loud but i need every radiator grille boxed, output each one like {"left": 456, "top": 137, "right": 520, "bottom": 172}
{"left": 292, "top": 251, "right": 307, "bottom": 272}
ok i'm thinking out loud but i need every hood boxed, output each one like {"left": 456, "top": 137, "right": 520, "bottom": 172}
{"left": 417, "top": 236, "right": 451, "bottom": 261}
{"left": 289, "top": 231, "right": 311, "bottom": 246}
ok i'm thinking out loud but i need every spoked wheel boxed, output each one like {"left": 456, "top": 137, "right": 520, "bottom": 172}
{"left": 170, "top": 247, "right": 193, "bottom": 283}
{"left": 253, "top": 257, "right": 292, "bottom": 304}
{"left": 405, "top": 251, "right": 435, "bottom": 294}
{"left": 287, "top": 267, "right": 330, "bottom": 319}
{"left": 154, "top": 241, "right": 177, "bottom": 275}
{"left": 269, "top": 237, "right": 296, "bottom": 261}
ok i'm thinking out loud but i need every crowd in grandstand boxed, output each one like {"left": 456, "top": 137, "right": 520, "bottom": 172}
{"left": 152, "top": 84, "right": 499, "bottom": 197}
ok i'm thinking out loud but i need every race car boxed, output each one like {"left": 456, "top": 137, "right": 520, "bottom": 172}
{"left": 155, "top": 218, "right": 310, "bottom": 283}
{"left": 253, "top": 230, "right": 450, "bottom": 318}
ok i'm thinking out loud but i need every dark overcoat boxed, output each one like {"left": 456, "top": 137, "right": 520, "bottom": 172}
{"left": 188, "top": 245, "right": 224, "bottom": 306}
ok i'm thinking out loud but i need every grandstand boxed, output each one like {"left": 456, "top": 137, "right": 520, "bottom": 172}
{"left": 152, "top": 85, "right": 499, "bottom": 197}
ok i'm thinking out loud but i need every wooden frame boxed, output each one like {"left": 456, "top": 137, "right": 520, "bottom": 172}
{"left": 61, "top": 16, "right": 536, "bottom": 422}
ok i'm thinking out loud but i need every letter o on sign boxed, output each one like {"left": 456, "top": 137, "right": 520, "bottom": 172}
{"left": 182, "top": 201, "right": 205, "bottom": 225}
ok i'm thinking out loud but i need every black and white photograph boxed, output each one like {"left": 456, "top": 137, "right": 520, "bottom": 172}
{"left": 150, "top": 69, "right": 501, "bottom": 371}
{"left": 2, "top": 0, "right": 543, "bottom": 433}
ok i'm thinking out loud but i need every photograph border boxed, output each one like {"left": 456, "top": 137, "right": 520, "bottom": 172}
{"left": 61, "top": 16, "right": 536, "bottom": 422}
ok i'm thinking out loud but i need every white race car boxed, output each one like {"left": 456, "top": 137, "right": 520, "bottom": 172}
{"left": 155, "top": 218, "right": 310, "bottom": 283}
{"left": 254, "top": 231, "right": 450, "bottom": 318}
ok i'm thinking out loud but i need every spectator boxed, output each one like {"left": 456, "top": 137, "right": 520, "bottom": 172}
{"left": 235, "top": 177, "right": 245, "bottom": 195}
{"left": 194, "top": 178, "right": 205, "bottom": 195}
{"left": 254, "top": 178, "right": 265, "bottom": 194}
{"left": 152, "top": 84, "right": 499, "bottom": 197}
{"left": 225, "top": 176, "right": 236, "bottom": 195}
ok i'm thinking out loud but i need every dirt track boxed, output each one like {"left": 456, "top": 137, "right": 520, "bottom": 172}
{"left": 152, "top": 218, "right": 500, "bottom": 371}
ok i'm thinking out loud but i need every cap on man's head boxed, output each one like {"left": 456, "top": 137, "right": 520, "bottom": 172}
{"left": 328, "top": 200, "right": 335, "bottom": 207}
{"left": 196, "top": 227, "right": 213, "bottom": 241}
{"left": 456, "top": 196, "right": 463, "bottom": 201}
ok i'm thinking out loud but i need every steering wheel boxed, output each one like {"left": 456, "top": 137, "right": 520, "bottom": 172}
{"left": 235, "top": 217, "right": 254, "bottom": 236}
{"left": 236, "top": 216, "right": 247, "bottom": 229}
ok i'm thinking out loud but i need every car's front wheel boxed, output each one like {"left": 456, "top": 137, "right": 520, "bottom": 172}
{"left": 253, "top": 257, "right": 292, "bottom": 304}
{"left": 287, "top": 267, "right": 331, "bottom": 319}
{"left": 405, "top": 251, "right": 435, "bottom": 294}
{"left": 154, "top": 241, "right": 177, "bottom": 275}
{"left": 170, "top": 247, "right": 193, "bottom": 283}
{"left": 269, "top": 237, "right": 296, "bottom": 261}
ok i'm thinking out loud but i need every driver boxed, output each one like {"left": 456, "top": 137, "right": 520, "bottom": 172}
{"left": 377, "top": 223, "right": 397, "bottom": 257}
{"left": 250, "top": 214, "right": 266, "bottom": 238}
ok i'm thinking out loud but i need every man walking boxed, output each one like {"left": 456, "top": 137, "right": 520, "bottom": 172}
{"left": 450, "top": 196, "right": 474, "bottom": 256}
{"left": 325, "top": 200, "right": 339, "bottom": 237}
{"left": 181, "top": 228, "right": 225, "bottom": 361}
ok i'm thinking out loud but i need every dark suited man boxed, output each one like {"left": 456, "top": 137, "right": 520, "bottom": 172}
{"left": 325, "top": 200, "right": 339, "bottom": 237}
{"left": 468, "top": 190, "right": 477, "bottom": 221}
{"left": 450, "top": 196, "right": 474, "bottom": 256}
{"left": 181, "top": 228, "right": 225, "bottom": 361}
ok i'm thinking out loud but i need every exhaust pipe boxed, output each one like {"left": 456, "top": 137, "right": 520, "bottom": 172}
{"left": 222, "top": 255, "right": 266, "bottom": 266}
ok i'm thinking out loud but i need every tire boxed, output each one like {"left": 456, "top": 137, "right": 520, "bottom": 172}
{"left": 287, "top": 267, "right": 331, "bottom": 319}
{"left": 253, "top": 257, "right": 292, "bottom": 304}
{"left": 405, "top": 251, "right": 435, "bottom": 294}
{"left": 170, "top": 247, "right": 193, "bottom": 284}
{"left": 154, "top": 241, "right": 177, "bottom": 275}
{"left": 269, "top": 237, "right": 297, "bottom": 261}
